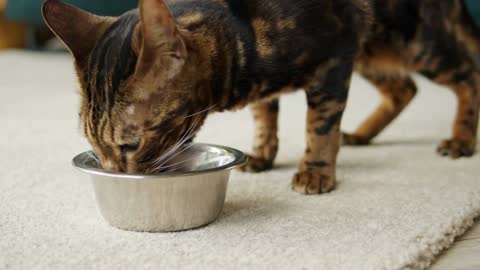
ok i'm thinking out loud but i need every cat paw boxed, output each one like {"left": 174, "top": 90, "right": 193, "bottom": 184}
{"left": 437, "top": 139, "right": 476, "bottom": 159}
{"left": 342, "top": 133, "right": 371, "bottom": 146}
{"left": 291, "top": 171, "right": 335, "bottom": 195}
{"left": 238, "top": 155, "right": 274, "bottom": 173}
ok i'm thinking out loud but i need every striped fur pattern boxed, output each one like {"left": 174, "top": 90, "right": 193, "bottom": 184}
{"left": 42, "top": 0, "right": 480, "bottom": 195}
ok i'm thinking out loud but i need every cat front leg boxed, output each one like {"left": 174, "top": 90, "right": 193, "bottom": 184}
{"left": 292, "top": 60, "right": 353, "bottom": 194}
{"left": 240, "top": 98, "right": 279, "bottom": 172}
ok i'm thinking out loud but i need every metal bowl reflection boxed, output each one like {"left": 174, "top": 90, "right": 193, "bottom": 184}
{"left": 72, "top": 143, "right": 246, "bottom": 232}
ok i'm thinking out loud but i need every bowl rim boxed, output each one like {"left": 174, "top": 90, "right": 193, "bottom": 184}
{"left": 72, "top": 143, "right": 247, "bottom": 179}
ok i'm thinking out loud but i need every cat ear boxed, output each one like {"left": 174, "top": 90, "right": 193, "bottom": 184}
{"left": 135, "top": 0, "right": 187, "bottom": 80}
{"left": 42, "top": 0, "right": 111, "bottom": 66}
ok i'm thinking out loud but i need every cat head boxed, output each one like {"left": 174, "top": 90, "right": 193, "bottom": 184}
{"left": 43, "top": 0, "right": 210, "bottom": 173}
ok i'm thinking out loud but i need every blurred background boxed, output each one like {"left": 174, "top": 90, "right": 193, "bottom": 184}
{"left": 0, "top": 0, "right": 136, "bottom": 51}
{"left": 1, "top": 0, "right": 480, "bottom": 52}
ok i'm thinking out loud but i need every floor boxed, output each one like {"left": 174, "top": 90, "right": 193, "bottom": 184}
{"left": 432, "top": 220, "right": 480, "bottom": 270}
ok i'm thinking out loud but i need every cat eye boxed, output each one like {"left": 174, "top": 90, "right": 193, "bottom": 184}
{"left": 120, "top": 143, "right": 140, "bottom": 154}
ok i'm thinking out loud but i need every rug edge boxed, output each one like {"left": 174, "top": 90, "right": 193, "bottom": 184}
{"left": 402, "top": 192, "right": 480, "bottom": 270}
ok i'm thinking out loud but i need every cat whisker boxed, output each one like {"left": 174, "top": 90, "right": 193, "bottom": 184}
{"left": 149, "top": 123, "right": 199, "bottom": 172}
{"left": 156, "top": 164, "right": 188, "bottom": 175}
{"left": 184, "top": 104, "right": 216, "bottom": 119}
{"left": 150, "top": 155, "right": 197, "bottom": 174}
{"left": 151, "top": 116, "right": 200, "bottom": 166}
{"left": 151, "top": 114, "right": 202, "bottom": 166}
{"left": 150, "top": 110, "right": 205, "bottom": 169}
{"left": 87, "top": 151, "right": 100, "bottom": 163}
{"left": 151, "top": 142, "right": 196, "bottom": 172}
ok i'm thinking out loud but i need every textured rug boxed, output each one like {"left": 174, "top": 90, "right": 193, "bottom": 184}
{"left": 1, "top": 51, "right": 479, "bottom": 270}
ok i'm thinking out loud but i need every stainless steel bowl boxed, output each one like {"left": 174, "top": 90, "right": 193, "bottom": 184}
{"left": 72, "top": 143, "right": 246, "bottom": 232}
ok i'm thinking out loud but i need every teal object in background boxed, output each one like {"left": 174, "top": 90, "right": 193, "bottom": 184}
{"left": 465, "top": 0, "right": 480, "bottom": 29}
{"left": 6, "top": 0, "right": 137, "bottom": 24}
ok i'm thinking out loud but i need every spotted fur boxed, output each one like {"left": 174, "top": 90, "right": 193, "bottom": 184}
{"left": 42, "top": 0, "right": 480, "bottom": 193}
{"left": 42, "top": 0, "right": 373, "bottom": 194}
{"left": 345, "top": 0, "right": 480, "bottom": 159}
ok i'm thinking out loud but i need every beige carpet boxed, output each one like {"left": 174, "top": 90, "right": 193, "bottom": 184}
{"left": 1, "top": 51, "right": 480, "bottom": 270}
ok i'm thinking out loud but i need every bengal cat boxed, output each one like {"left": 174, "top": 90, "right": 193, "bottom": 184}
{"left": 42, "top": 0, "right": 479, "bottom": 195}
